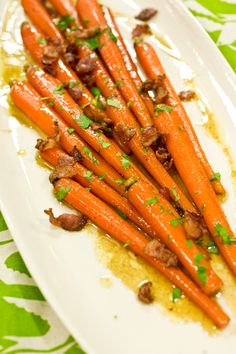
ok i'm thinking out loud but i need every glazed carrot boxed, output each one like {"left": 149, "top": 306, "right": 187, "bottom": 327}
{"left": 22, "top": 0, "right": 195, "bottom": 211}
{"left": 21, "top": 0, "right": 64, "bottom": 44}
{"left": 21, "top": 22, "right": 131, "bottom": 155}
{"left": 55, "top": 178, "right": 229, "bottom": 328}
{"left": 153, "top": 107, "right": 236, "bottom": 277}
{"left": 77, "top": 45, "right": 196, "bottom": 212}
{"left": 49, "top": 0, "right": 79, "bottom": 22}
{"left": 102, "top": 6, "right": 154, "bottom": 116}
{"left": 10, "top": 81, "right": 125, "bottom": 194}
{"left": 135, "top": 42, "right": 225, "bottom": 195}
{"left": 11, "top": 81, "right": 222, "bottom": 294}
{"left": 76, "top": 0, "right": 154, "bottom": 128}
{"left": 40, "top": 147, "right": 157, "bottom": 238}
{"left": 26, "top": 66, "right": 149, "bottom": 183}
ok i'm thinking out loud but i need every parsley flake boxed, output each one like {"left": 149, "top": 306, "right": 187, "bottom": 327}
{"left": 37, "top": 37, "right": 48, "bottom": 45}
{"left": 210, "top": 172, "right": 221, "bottom": 182}
{"left": 194, "top": 253, "right": 204, "bottom": 265}
{"left": 55, "top": 185, "right": 71, "bottom": 201}
{"left": 170, "top": 217, "right": 184, "bottom": 227}
{"left": 169, "top": 188, "right": 180, "bottom": 202}
{"left": 83, "top": 170, "right": 93, "bottom": 181}
{"left": 54, "top": 84, "right": 65, "bottom": 95}
{"left": 99, "top": 174, "right": 107, "bottom": 180}
{"left": 144, "top": 196, "right": 159, "bottom": 205}
{"left": 155, "top": 104, "right": 173, "bottom": 115}
{"left": 121, "top": 154, "right": 131, "bottom": 169}
{"left": 197, "top": 266, "right": 207, "bottom": 286}
{"left": 57, "top": 15, "right": 74, "bottom": 31}
{"left": 107, "top": 99, "right": 121, "bottom": 109}
{"left": 207, "top": 240, "right": 219, "bottom": 254}
{"left": 123, "top": 241, "right": 130, "bottom": 248}
{"left": 214, "top": 224, "right": 235, "bottom": 245}
{"left": 186, "top": 240, "right": 193, "bottom": 248}
{"left": 77, "top": 113, "right": 92, "bottom": 129}
{"left": 116, "top": 208, "right": 127, "bottom": 220}
{"left": 99, "top": 139, "right": 111, "bottom": 149}
{"left": 172, "top": 287, "right": 182, "bottom": 303}
{"left": 108, "top": 29, "right": 118, "bottom": 42}
{"left": 67, "top": 127, "right": 75, "bottom": 134}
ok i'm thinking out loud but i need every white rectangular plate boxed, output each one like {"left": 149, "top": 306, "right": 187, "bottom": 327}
{"left": 1, "top": 0, "right": 236, "bottom": 353}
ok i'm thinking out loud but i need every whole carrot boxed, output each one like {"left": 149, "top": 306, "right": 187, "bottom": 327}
{"left": 76, "top": 0, "right": 154, "bottom": 128}
{"left": 21, "top": 0, "right": 64, "bottom": 44}
{"left": 102, "top": 6, "right": 154, "bottom": 116}
{"left": 22, "top": 0, "right": 195, "bottom": 212}
{"left": 10, "top": 81, "right": 125, "bottom": 194}
{"left": 135, "top": 41, "right": 225, "bottom": 195}
{"left": 54, "top": 177, "right": 229, "bottom": 328}
{"left": 49, "top": 0, "right": 79, "bottom": 22}
{"left": 11, "top": 81, "right": 222, "bottom": 295}
{"left": 40, "top": 147, "right": 158, "bottom": 238}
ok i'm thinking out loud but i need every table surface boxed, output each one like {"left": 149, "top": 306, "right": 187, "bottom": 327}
{"left": 1, "top": 0, "right": 236, "bottom": 353}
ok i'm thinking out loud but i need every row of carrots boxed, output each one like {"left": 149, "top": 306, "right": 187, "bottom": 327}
{"left": 10, "top": 0, "right": 236, "bottom": 328}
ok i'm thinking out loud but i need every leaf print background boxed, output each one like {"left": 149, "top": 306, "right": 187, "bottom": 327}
{"left": 0, "top": 0, "right": 236, "bottom": 353}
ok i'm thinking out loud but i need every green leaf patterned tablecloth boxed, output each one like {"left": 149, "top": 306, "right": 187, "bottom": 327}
{"left": 0, "top": 0, "right": 236, "bottom": 352}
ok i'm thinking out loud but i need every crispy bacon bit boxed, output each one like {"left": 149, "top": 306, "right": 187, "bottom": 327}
{"left": 63, "top": 82, "right": 82, "bottom": 102}
{"left": 144, "top": 239, "right": 178, "bottom": 267}
{"left": 70, "top": 146, "right": 83, "bottom": 162}
{"left": 49, "top": 155, "right": 78, "bottom": 184}
{"left": 141, "top": 125, "right": 161, "bottom": 147}
{"left": 35, "top": 122, "right": 60, "bottom": 152}
{"left": 132, "top": 24, "right": 151, "bottom": 38}
{"left": 155, "top": 85, "right": 169, "bottom": 104}
{"left": 76, "top": 55, "right": 97, "bottom": 76}
{"left": 44, "top": 208, "right": 88, "bottom": 231}
{"left": 113, "top": 123, "right": 136, "bottom": 146}
{"left": 183, "top": 210, "right": 208, "bottom": 239}
{"left": 138, "top": 281, "right": 154, "bottom": 304}
{"left": 67, "top": 25, "right": 100, "bottom": 44}
{"left": 63, "top": 44, "right": 79, "bottom": 70}
{"left": 44, "top": 65, "right": 56, "bottom": 76}
{"left": 178, "top": 90, "right": 195, "bottom": 101}
{"left": 135, "top": 8, "right": 158, "bottom": 21}
{"left": 83, "top": 104, "right": 111, "bottom": 124}
{"left": 141, "top": 77, "right": 168, "bottom": 104}
{"left": 156, "top": 147, "right": 173, "bottom": 170}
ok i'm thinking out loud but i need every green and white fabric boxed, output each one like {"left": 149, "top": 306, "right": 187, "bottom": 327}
{"left": 0, "top": 0, "right": 236, "bottom": 352}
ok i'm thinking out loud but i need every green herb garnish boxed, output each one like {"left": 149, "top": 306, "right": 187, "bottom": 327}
{"left": 67, "top": 127, "right": 75, "bottom": 134}
{"left": 121, "top": 154, "right": 131, "bottom": 169}
{"left": 170, "top": 217, "right": 184, "bottom": 227}
{"left": 172, "top": 287, "right": 182, "bottom": 303}
{"left": 155, "top": 104, "right": 173, "bottom": 115}
{"left": 55, "top": 185, "right": 71, "bottom": 201}
{"left": 106, "top": 99, "right": 121, "bottom": 109}
{"left": 214, "top": 223, "right": 235, "bottom": 245}
{"left": 210, "top": 172, "right": 221, "bottom": 182}
{"left": 83, "top": 170, "right": 93, "bottom": 181}
{"left": 37, "top": 37, "right": 48, "bottom": 45}
{"left": 54, "top": 84, "right": 65, "bottom": 95}
{"left": 169, "top": 188, "right": 180, "bottom": 202}
{"left": 116, "top": 208, "right": 127, "bottom": 220}
{"left": 144, "top": 196, "right": 159, "bottom": 205}
{"left": 57, "top": 15, "right": 74, "bottom": 30}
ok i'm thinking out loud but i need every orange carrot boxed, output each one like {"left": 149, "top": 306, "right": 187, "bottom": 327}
{"left": 76, "top": 0, "right": 154, "bottom": 128}
{"left": 40, "top": 147, "right": 157, "bottom": 238}
{"left": 54, "top": 177, "right": 229, "bottom": 328}
{"left": 11, "top": 81, "right": 222, "bottom": 294}
{"left": 21, "top": 0, "right": 64, "bottom": 44}
{"left": 21, "top": 22, "right": 131, "bottom": 155}
{"left": 102, "top": 6, "right": 154, "bottom": 116}
{"left": 49, "top": 0, "right": 79, "bottom": 22}
{"left": 77, "top": 45, "right": 196, "bottom": 212}
{"left": 22, "top": 0, "right": 195, "bottom": 212}
{"left": 10, "top": 81, "right": 125, "bottom": 194}
{"left": 135, "top": 41, "right": 225, "bottom": 195}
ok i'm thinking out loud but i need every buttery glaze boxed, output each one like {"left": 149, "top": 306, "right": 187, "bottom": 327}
{"left": 1, "top": 0, "right": 236, "bottom": 334}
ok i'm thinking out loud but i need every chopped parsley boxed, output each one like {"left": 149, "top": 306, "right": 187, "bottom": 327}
{"left": 82, "top": 147, "right": 93, "bottom": 160}
{"left": 159, "top": 205, "right": 165, "bottom": 214}
{"left": 169, "top": 188, "right": 180, "bottom": 202}
{"left": 48, "top": 101, "right": 55, "bottom": 107}
{"left": 106, "top": 98, "right": 121, "bottom": 109}
{"left": 123, "top": 241, "right": 130, "bottom": 248}
{"left": 37, "top": 37, "right": 48, "bottom": 45}
{"left": 155, "top": 104, "right": 173, "bottom": 115}
{"left": 84, "top": 187, "right": 91, "bottom": 191}
{"left": 214, "top": 223, "right": 235, "bottom": 245}
{"left": 57, "top": 15, "right": 75, "bottom": 31}
{"left": 207, "top": 240, "right": 219, "bottom": 254}
{"left": 170, "top": 217, "right": 184, "bottom": 227}
{"left": 121, "top": 154, "right": 131, "bottom": 169}
{"left": 82, "top": 18, "right": 90, "bottom": 24}
{"left": 171, "top": 287, "right": 182, "bottom": 303}
{"left": 99, "top": 174, "right": 107, "bottom": 180}
{"left": 197, "top": 266, "right": 207, "bottom": 286}
{"left": 91, "top": 86, "right": 101, "bottom": 97}
{"left": 210, "top": 172, "right": 221, "bottom": 182}
{"left": 194, "top": 253, "right": 204, "bottom": 265}
{"left": 116, "top": 208, "right": 127, "bottom": 220}
{"left": 99, "top": 139, "right": 111, "bottom": 149}
{"left": 178, "top": 125, "right": 184, "bottom": 131}
{"left": 67, "top": 127, "right": 75, "bottom": 134}
{"left": 127, "top": 101, "right": 132, "bottom": 108}
{"left": 54, "top": 84, "right": 65, "bottom": 95}
{"left": 83, "top": 170, "right": 93, "bottom": 181}
{"left": 186, "top": 240, "right": 193, "bottom": 248}
{"left": 77, "top": 31, "right": 104, "bottom": 50}
{"left": 144, "top": 196, "right": 159, "bottom": 205}
{"left": 33, "top": 66, "right": 39, "bottom": 71}
{"left": 76, "top": 113, "right": 92, "bottom": 129}
{"left": 40, "top": 97, "right": 49, "bottom": 101}
{"left": 114, "top": 80, "right": 123, "bottom": 89}
{"left": 55, "top": 185, "right": 71, "bottom": 201}
{"left": 68, "top": 81, "right": 81, "bottom": 89}
{"left": 116, "top": 178, "right": 126, "bottom": 184}
{"left": 108, "top": 29, "right": 118, "bottom": 42}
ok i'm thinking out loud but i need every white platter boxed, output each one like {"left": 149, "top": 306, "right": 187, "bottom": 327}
{"left": 1, "top": 0, "right": 236, "bottom": 353}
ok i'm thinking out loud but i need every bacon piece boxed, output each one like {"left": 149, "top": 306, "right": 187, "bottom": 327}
{"left": 76, "top": 55, "right": 97, "bottom": 75}
{"left": 183, "top": 210, "right": 208, "bottom": 239}
{"left": 44, "top": 208, "right": 87, "bottom": 231}
{"left": 135, "top": 8, "right": 158, "bottom": 21}
{"left": 35, "top": 122, "right": 60, "bottom": 152}
{"left": 63, "top": 82, "right": 82, "bottom": 102}
{"left": 70, "top": 146, "right": 83, "bottom": 162}
{"left": 132, "top": 24, "right": 151, "bottom": 38}
{"left": 144, "top": 239, "right": 178, "bottom": 267}
{"left": 138, "top": 281, "right": 154, "bottom": 304}
{"left": 66, "top": 25, "right": 100, "bottom": 44}
{"left": 141, "top": 125, "right": 161, "bottom": 147}
{"left": 49, "top": 155, "right": 78, "bottom": 184}
{"left": 113, "top": 123, "right": 136, "bottom": 146}
{"left": 83, "top": 104, "right": 111, "bottom": 124}
{"left": 178, "top": 90, "right": 195, "bottom": 101}
{"left": 156, "top": 147, "right": 173, "bottom": 170}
